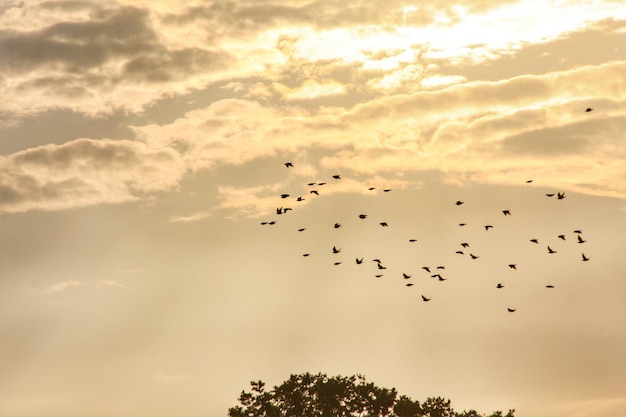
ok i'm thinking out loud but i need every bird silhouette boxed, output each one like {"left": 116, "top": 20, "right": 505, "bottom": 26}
{"left": 383, "top": 189, "right": 392, "bottom": 192}
{"left": 368, "top": 187, "right": 376, "bottom": 190}
{"left": 507, "top": 308, "right": 516, "bottom": 312}
{"left": 334, "top": 223, "right": 342, "bottom": 228}
{"left": 307, "top": 182, "right": 316, "bottom": 186}
{"left": 332, "top": 246, "right": 341, "bottom": 254}
{"left": 547, "top": 246, "right": 557, "bottom": 254}
{"left": 422, "top": 266, "right": 431, "bottom": 273}
{"left": 438, "top": 275, "right": 447, "bottom": 281}
{"left": 530, "top": 239, "right": 539, "bottom": 244}
{"left": 461, "top": 242, "right": 470, "bottom": 248}
{"left": 334, "top": 262, "right": 342, "bottom": 265}
{"left": 372, "top": 259, "right": 382, "bottom": 263}
{"left": 456, "top": 201, "right": 464, "bottom": 205}
{"left": 546, "top": 285, "right": 554, "bottom": 288}
{"left": 310, "top": 190, "right": 319, "bottom": 195}
{"left": 302, "top": 253, "right": 310, "bottom": 257}
{"left": 503, "top": 210, "right": 511, "bottom": 216}
{"left": 421, "top": 295, "right": 431, "bottom": 302}
{"left": 582, "top": 253, "right": 590, "bottom": 261}
{"left": 298, "top": 228, "right": 306, "bottom": 232}
{"left": 403, "top": 273, "right": 411, "bottom": 279}
{"left": 484, "top": 225, "right": 493, "bottom": 231}
{"left": 276, "top": 207, "right": 283, "bottom": 214}
{"left": 458, "top": 223, "right": 467, "bottom": 226}
{"left": 359, "top": 214, "right": 367, "bottom": 219}
{"left": 508, "top": 264, "right": 517, "bottom": 270}
{"left": 285, "top": 162, "right": 294, "bottom": 167}
{"left": 577, "top": 235, "right": 586, "bottom": 244}
{"left": 573, "top": 229, "right": 582, "bottom": 234}
{"left": 297, "top": 196, "right": 305, "bottom": 201}
{"left": 526, "top": 180, "right": 533, "bottom": 183}
{"left": 332, "top": 175, "right": 341, "bottom": 180}
{"left": 456, "top": 251, "right": 464, "bottom": 255}
{"left": 557, "top": 192, "right": 566, "bottom": 199}
{"left": 375, "top": 274, "right": 383, "bottom": 278}
{"left": 380, "top": 222, "right": 388, "bottom": 227}
{"left": 406, "top": 283, "right": 414, "bottom": 287}
{"left": 558, "top": 234, "right": 566, "bottom": 241}
{"left": 497, "top": 283, "right": 504, "bottom": 288}
{"left": 409, "top": 239, "right": 417, "bottom": 242}
{"left": 260, "top": 222, "right": 268, "bottom": 225}
{"left": 377, "top": 263, "right": 387, "bottom": 270}
{"left": 437, "top": 266, "right": 445, "bottom": 270}
{"left": 268, "top": 221, "right": 276, "bottom": 225}
{"left": 585, "top": 107, "right": 593, "bottom": 112}
{"left": 546, "top": 193, "right": 555, "bottom": 197}
{"left": 280, "top": 194, "right": 289, "bottom": 198}
{"left": 470, "top": 253, "right": 479, "bottom": 259}
{"left": 356, "top": 258, "right": 364, "bottom": 264}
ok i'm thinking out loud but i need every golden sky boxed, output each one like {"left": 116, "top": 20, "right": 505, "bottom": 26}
{"left": 1, "top": 1, "right": 625, "bottom": 416}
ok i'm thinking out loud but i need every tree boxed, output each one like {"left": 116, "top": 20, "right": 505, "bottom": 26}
{"left": 228, "top": 372, "right": 515, "bottom": 417}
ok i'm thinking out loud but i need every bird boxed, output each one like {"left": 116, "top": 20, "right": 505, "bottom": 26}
{"left": 573, "top": 229, "right": 582, "bottom": 234}
{"left": 377, "top": 263, "right": 387, "bottom": 270}
{"left": 458, "top": 223, "right": 467, "bottom": 226}
{"left": 368, "top": 187, "right": 376, "bottom": 191}
{"left": 302, "top": 253, "right": 310, "bottom": 257}
{"left": 375, "top": 274, "right": 383, "bottom": 278}
{"left": 577, "top": 235, "right": 586, "bottom": 244}
{"left": 260, "top": 222, "right": 268, "bottom": 225}
{"left": 356, "top": 258, "right": 364, "bottom": 264}
{"left": 379, "top": 222, "right": 388, "bottom": 227}
{"left": 437, "top": 266, "right": 445, "bottom": 270}
{"left": 484, "top": 225, "right": 493, "bottom": 231}
{"left": 310, "top": 190, "right": 319, "bottom": 195}
{"left": 372, "top": 259, "right": 382, "bottom": 263}
{"left": 547, "top": 246, "right": 557, "bottom": 254}
{"left": 507, "top": 308, "right": 516, "bottom": 313}
{"left": 503, "top": 210, "right": 511, "bottom": 216}
{"left": 526, "top": 180, "right": 533, "bottom": 183}
{"left": 276, "top": 207, "right": 283, "bottom": 215}
{"left": 460, "top": 242, "right": 470, "bottom": 248}
{"left": 383, "top": 189, "right": 392, "bottom": 192}
{"left": 359, "top": 214, "right": 367, "bottom": 219}
{"left": 332, "top": 175, "right": 341, "bottom": 180}
{"left": 284, "top": 162, "right": 294, "bottom": 167}
{"left": 546, "top": 193, "right": 555, "bottom": 197}
{"left": 334, "top": 223, "right": 342, "bottom": 229}
{"left": 585, "top": 107, "right": 593, "bottom": 112}
{"left": 298, "top": 228, "right": 306, "bottom": 232}
{"left": 455, "top": 200, "right": 464, "bottom": 205}
{"left": 438, "top": 275, "right": 447, "bottom": 281}
{"left": 268, "top": 221, "right": 276, "bottom": 225}
{"left": 283, "top": 207, "right": 292, "bottom": 213}
{"left": 546, "top": 285, "right": 555, "bottom": 288}
{"left": 508, "top": 264, "right": 517, "bottom": 270}
{"left": 297, "top": 196, "right": 305, "bottom": 201}
{"left": 496, "top": 283, "right": 504, "bottom": 288}
{"left": 280, "top": 194, "right": 289, "bottom": 198}
{"left": 307, "top": 182, "right": 316, "bottom": 186}
{"left": 558, "top": 234, "right": 566, "bottom": 240}
{"left": 582, "top": 253, "right": 590, "bottom": 261}
{"left": 409, "top": 239, "right": 417, "bottom": 242}
{"left": 332, "top": 246, "right": 341, "bottom": 254}
{"left": 422, "top": 266, "right": 431, "bottom": 273}
{"left": 456, "top": 251, "right": 464, "bottom": 255}
{"left": 334, "top": 262, "right": 342, "bottom": 265}
{"left": 406, "top": 283, "right": 414, "bottom": 287}
{"left": 557, "top": 192, "right": 566, "bottom": 199}
{"left": 421, "top": 295, "right": 431, "bottom": 302}
{"left": 530, "top": 239, "right": 539, "bottom": 244}
{"left": 403, "top": 273, "right": 411, "bottom": 279}
{"left": 470, "top": 253, "right": 479, "bottom": 259}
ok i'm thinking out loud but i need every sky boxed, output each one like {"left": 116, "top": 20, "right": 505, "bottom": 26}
{"left": 1, "top": 1, "right": 625, "bottom": 416}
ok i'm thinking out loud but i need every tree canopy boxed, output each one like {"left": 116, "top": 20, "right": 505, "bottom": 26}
{"left": 228, "top": 372, "right": 515, "bottom": 417}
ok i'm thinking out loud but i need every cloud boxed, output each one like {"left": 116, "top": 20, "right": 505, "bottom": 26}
{"left": 43, "top": 279, "right": 82, "bottom": 293}
{"left": 0, "top": 138, "right": 186, "bottom": 214}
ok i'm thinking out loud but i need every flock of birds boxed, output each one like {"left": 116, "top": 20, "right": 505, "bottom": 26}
{"left": 259, "top": 163, "right": 592, "bottom": 313}
{"left": 259, "top": 108, "right": 596, "bottom": 312}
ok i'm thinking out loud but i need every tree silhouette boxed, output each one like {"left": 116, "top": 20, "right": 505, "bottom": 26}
{"left": 228, "top": 372, "right": 515, "bottom": 417}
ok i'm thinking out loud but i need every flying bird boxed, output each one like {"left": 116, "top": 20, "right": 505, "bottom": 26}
{"left": 409, "top": 239, "right": 417, "bottom": 242}
{"left": 334, "top": 262, "right": 342, "bottom": 265}
{"left": 332, "top": 175, "right": 341, "bottom": 180}
{"left": 455, "top": 201, "right": 464, "bottom": 205}
{"left": 310, "top": 190, "right": 319, "bottom": 195}
{"left": 268, "top": 221, "right": 276, "bottom": 225}
{"left": 557, "top": 192, "right": 566, "bottom": 199}
{"left": 298, "top": 228, "right": 306, "bottom": 232}
{"left": 375, "top": 274, "right": 383, "bottom": 278}
{"left": 302, "top": 253, "right": 310, "bottom": 257}
{"left": 377, "top": 263, "right": 387, "bottom": 270}
{"left": 372, "top": 259, "right": 382, "bottom": 263}
{"left": 297, "top": 196, "right": 305, "bottom": 201}
{"left": 585, "top": 107, "right": 594, "bottom": 112}
{"left": 502, "top": 210, "right": 511, "bottom": 216}
{"left": 284, "top": 162, "right": 294, "bottom": 167}
{"left": 546, "top": 285, "right": 555, "bottom": 288}
{"left": 334, "top": 223, "right": 342, "bottom": 229}
{"left": 507, "top": 308, "right": 516, "bottom": 313}
{"left": 573, "top": 229, "right": 582, "bottom": 234}
{"left": 307, "top": 182, "right": 316, "bottom": 186}
{"left": 582, "top": 253, "right": 590, "bottom": 261}
{"left": 280, "top": 194, "right": 289, "bottom": 198}
{"left": 547, "top": 246, "right": 557, "bottom": 254}
{"left": 380, "top": 222, "right": 389, "bottom": 227}
{"left": 383, "top": 189, "right": 392, "bottom": 192}
{"left": 460, "top": 242, "right": 470, "bottom": 248}
{"left": 456, "top": 251, "right": 464, "bottom": 255}
{"left": 403, "top": 273, "right": 411, "bottom": 279}
{"left": 406, "top": 283, "right": 414, "bottom": 287}
{"left": 577, "top": 235, "right": 587, "bottom": 244}
{"left": 437, "top": 266, "right": 445, "bottom": 270}
{"left": 421, "top": 295, "right": 431, "bottom": 302}
{"left": 526, "top": 180, "right": 533, "bottom": 183}
{"left": 508, "top": 264, "right": 517, "bottom": 270}
{"left": 458, "top": 223, "right": 467, "bottom": 226}
{"left": 484, "top": 225, "right": 493, "bottom": 231}
{"left": 356, "top": 258, "right": 364, "bottom": 264}
{"left": 470, "top": 253, "right": 479, "bottom": 259}
{"left": 422, "top": 266, "right": 431, "bottom": 273}
{"left": 558, "top": 234, "right": 566, "bottom": 240}
{"left": 546, "top": 193, "right": 555, "bottom": 197}
{"left": 497, "top": 283, "right": 504, "bottom": 288}
{"left": 359, "top": 214, "right": 367, "bottom": 219}
{"left": 368, "top": 187, "right": 376, "bottom": 190}
{"left": 332, "top": 246, "right": 341, "bottom": 254}
{"left": 530, "top": 239, "right": 539, "bottom": 244}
